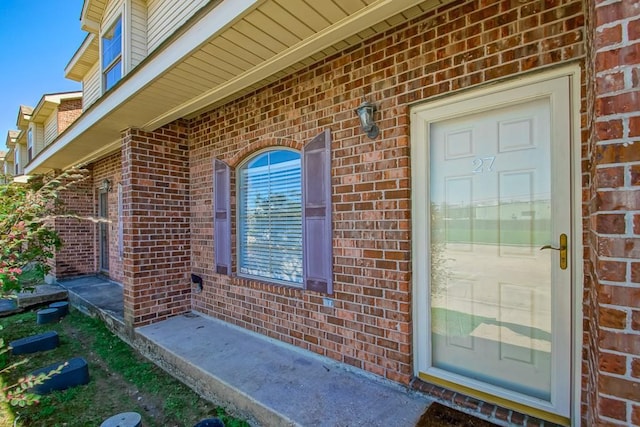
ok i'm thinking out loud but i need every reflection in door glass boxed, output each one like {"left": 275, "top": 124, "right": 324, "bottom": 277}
{"left": 430, "top": 98, "right": 553, "bottom": 401}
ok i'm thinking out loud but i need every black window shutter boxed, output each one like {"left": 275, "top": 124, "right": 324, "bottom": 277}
{"left": 214, "top": 159, "right": 231, "bottom": 275}
{"left": 302, "top": 129, "right": 333, "bottom": 294}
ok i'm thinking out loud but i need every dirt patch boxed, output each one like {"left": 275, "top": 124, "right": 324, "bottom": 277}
{"left": 416, "top": 402, "right": 498, "bottom": 427}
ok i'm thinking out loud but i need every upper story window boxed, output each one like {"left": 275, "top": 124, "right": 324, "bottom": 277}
{"left": 14, "top": 149, "right": 21, "bottom": 175}
{"left": 238, "top": 150, "right": 303, "bottom": 285}
{"left": 102, "top": 16, "right": 122, "bottom": 91}
{"left": 27, "top": 129, "right": 33, "bottom": 162}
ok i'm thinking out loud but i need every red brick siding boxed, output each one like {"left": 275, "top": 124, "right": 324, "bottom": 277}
{"left": 121, "top": 124, "right": 191, "bottom": 327}
{"left": 49, "top": 168, "right": 96, "bottom": 278}
{"left": 93, "top": 152, "right": 124, "bottom": 284}
{"left": 587, "top": 0, "right": 640, "bottom": 425}
{"left": 57, "top": 99, "right": 82, "bottom": 134}
{"left": 188, "top": 0, "right": 587, "bottom": 389}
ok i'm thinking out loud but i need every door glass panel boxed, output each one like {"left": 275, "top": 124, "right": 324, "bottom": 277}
{"left": 430, "top": 98, "right": 552, "bottom": 401}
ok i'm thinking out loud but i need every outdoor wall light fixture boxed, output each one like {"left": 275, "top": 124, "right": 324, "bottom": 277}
{"left": 100, "top": 179, "right": 112, "bottom": 192}
{"left": 355, "top": 99, "right": 379, "bottom": 139}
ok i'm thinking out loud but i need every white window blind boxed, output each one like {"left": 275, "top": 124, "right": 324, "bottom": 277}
{"left": 238, "top": 150, "right": 302, "bottom": 285}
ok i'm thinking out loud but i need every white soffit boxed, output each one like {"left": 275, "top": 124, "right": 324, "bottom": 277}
{"left": 27, "top": 0, "right": 450, "bottom": 173}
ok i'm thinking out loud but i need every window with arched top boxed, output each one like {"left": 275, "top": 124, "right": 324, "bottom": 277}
{"left": 238, "top": 149, "right": 303, "bottom": 285}
{"left": 214, "top": 130, "right": 334, "bottom": 293}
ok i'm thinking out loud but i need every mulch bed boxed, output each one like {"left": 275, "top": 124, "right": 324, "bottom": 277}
{"left": 416, "top": 402, "right": 499, "bottom": 427}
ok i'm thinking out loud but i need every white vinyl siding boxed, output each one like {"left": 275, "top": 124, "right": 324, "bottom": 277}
{"left": 4, "top": 160, "right": 13, "bottom": 176}
{"left": 103, "top": 0, "right": 125, "bottom": 35}
{"left": 147, "top": 0, "right": 208, "bottom": 53}
{"left": 130, "top": 0, "right": 148, "bottom": 69}
{"left": 17, "top": 144, "right": 27, "bottom": 173}
{"left": 34, "top": 124, "right": 45, "bottom": 156}
{"left": 44, "top": 114, "right": 58, "bottom": 146}
{"left": 83, "top": 62, "right": 102, "bottom": 109}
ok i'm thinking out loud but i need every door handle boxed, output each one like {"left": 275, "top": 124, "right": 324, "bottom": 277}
{"left": 540, "top": 233, "right": 568, "bottom": 270}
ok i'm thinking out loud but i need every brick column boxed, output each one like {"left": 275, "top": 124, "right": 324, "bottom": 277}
{"left": 586, "top": 0, "right": 640, "bottom": 424}
{"left": 47, "top": 168, "right": 95, "bottom": 280}
{"left": 121, "top": 123, "right": 191, "bottom": 328}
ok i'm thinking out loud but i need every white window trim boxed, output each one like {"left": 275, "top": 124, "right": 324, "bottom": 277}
{"left": 236, "top": 148, "right": 303, "bottom": 287}
{"left": 27, "top": 128, "right": 33, "bottom": 161}
{"left": 101, "top": 10, "right": 124, "bottom": 92}
{"left": 410, "top": 65, "right": 584, "bottom": 425}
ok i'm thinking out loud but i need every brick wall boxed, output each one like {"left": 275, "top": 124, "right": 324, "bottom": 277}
{"left": 188, "top": 0, "right": 587, "bottom": 391}
{"left": 48, "top": 167, "right": 96, "bottom": 279}
{"left": 587, "top": 1, "right": 640, "bottom": 425}
{"left": 57, "top": 98, "right": 82, "bottom": 134}
{"left": 121, "top": 123, "right": 191, "bottom": 327}
{"left": 93, "top": 152, "right": 124, "bottom": 284}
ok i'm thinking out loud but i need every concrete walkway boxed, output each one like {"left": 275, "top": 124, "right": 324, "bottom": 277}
{"left": 57, "top": 276, "right": 432, "bottom": 426}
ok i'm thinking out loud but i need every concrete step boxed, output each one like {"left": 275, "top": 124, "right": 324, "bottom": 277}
{"left": 135, "top": 313, "right": 431, "bottom": 427}
{"left": 17, "top": 285, "right": 68, "bottom": 309}
{"left": 0, "top": 299, "right": 19, "bottom": 317}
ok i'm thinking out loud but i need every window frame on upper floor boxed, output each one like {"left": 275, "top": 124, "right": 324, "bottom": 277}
{"left": 27, "top": 128, "right": 33, "bottom": 162}
{"left": 102, "top": 14, "right": 123, "bottom": 92}
{"left": 14, "top": 148, "right": 21, "bottom": 175}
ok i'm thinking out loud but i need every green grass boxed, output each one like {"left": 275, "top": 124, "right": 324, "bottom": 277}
{"left": 1, "top": 310, "right": 249, "bottom": 427}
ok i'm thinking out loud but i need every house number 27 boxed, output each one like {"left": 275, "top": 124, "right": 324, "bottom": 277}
{"left": 472, "top": 156, "right": 496, "bottom": 173}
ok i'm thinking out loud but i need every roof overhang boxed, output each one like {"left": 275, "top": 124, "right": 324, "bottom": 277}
{"left": 65, "top": 34, "right": 99, "bottom": 81}
{"left": 15, "top": 131, "right": 26, "bottom": 146}
{"left": 80, "top": 0, "right": 104, "bottom": 33}
{"left": 27, "top": 0, "right": 451, "bottom": 174}
{"left": 31, "top": 92, "right": 84, "bottom": 124}
{"left": 5, "top": 131, "right": 19, "bottom": 148}
{"left": 16, "top": 106, "right": 33, "bottom": 131}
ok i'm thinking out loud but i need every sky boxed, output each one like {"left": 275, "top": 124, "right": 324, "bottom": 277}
{"left": 0, "top": 1, "right": 86, "bottom": 149}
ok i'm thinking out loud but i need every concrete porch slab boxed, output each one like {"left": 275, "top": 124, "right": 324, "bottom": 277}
{"left": 57, "top": 276, "right": 124, "bottom": 321}
{"left": 17, "top": 284, "right": 68, "bottom": 308}
{"left": 56, "top": 275, "right": 431, "bottom": 426}
{"left": 136, "top": 313, "right": 431, "bottom": 427}
{"left": 1, "top": 284, "right": 68, "bottom": 317}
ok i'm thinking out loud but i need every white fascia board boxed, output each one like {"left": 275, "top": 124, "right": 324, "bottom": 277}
{"left": 31, "top": 98, "right": 60, "bottom": 124}
{"left": 142, "top": 0, "right": 427, "bottom": 130}
{"left": 26, "top": 0, "right": 261, "bottom": 174}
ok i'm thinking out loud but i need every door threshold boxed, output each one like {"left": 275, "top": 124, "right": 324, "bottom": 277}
{"left": 414, "top": 373, "right": 570, "bottom": 426}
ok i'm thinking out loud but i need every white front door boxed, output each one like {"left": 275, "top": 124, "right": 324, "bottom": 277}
{"left": 412, "top": 73, "right": 574, "bottom": 421}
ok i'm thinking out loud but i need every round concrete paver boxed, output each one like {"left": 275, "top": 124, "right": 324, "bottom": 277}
{"left": 100, "top": 412, "right": 142, "bottom": 427}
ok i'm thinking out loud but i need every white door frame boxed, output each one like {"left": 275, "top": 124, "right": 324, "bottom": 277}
{"left": 410, "top": 65, "right": 583, "bottom": 425}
